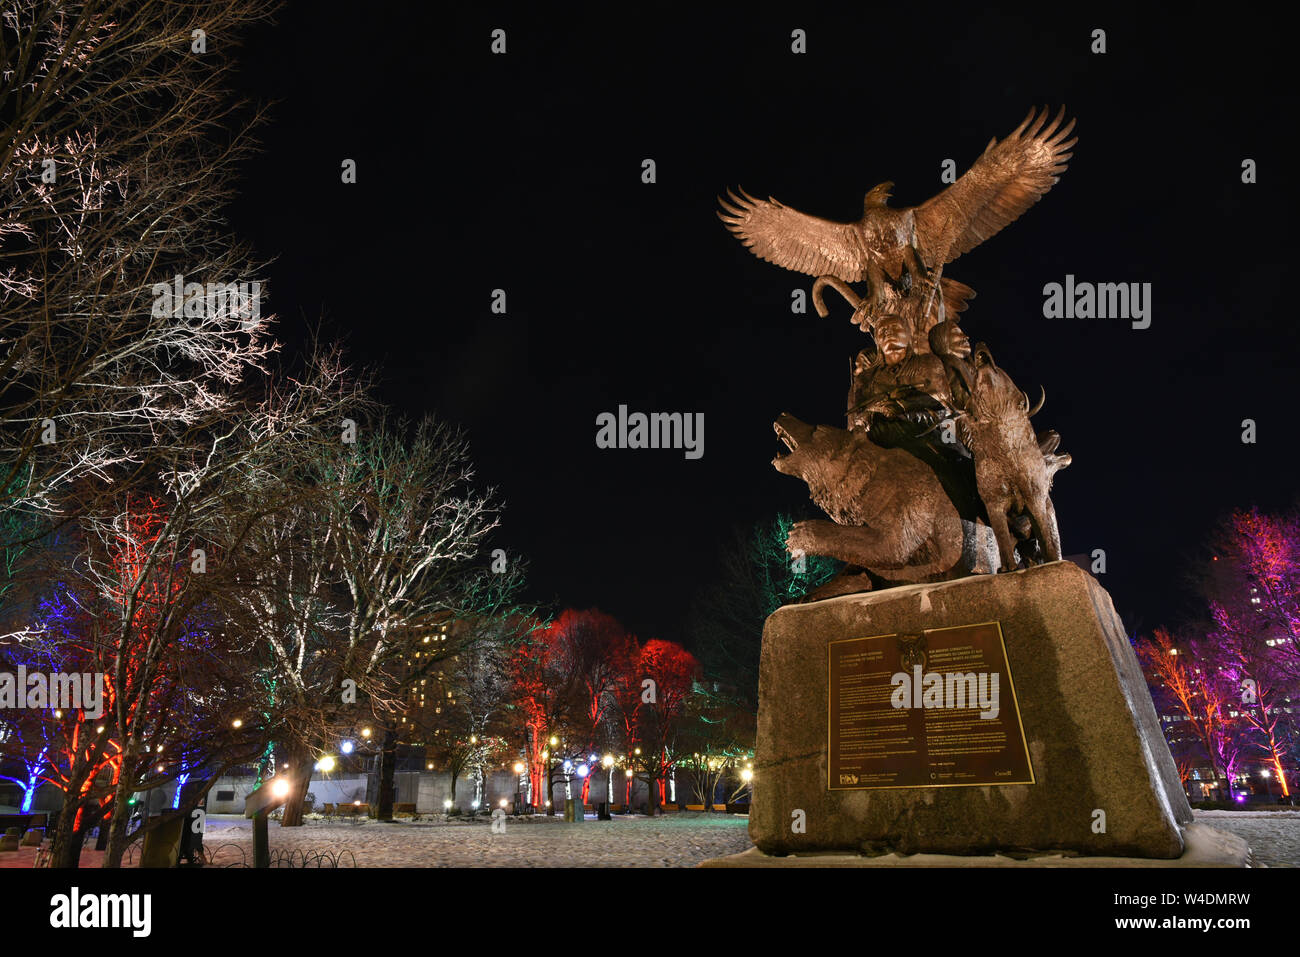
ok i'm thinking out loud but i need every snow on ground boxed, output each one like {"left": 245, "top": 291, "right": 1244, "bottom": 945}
{"left": 181, "top": 809, "right": 1300, "bottom": 868}
{"left": 1192, "top": 809, "right": 1300, "bottom": 867}
{"left": 4, "top": 808, "right": 1298, "bottom": 867}
{"left": 196, "top": 811, "right": 754, "bottom": 868}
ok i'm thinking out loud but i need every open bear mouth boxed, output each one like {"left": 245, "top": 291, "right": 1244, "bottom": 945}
{"left": 773, "top": 413, "right": 814, "bottom": 454}
{"left": 774, "top": 419, "right": 796, "bottom": 452}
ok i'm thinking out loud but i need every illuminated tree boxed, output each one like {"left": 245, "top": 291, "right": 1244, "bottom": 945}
{"left": 1138, "top": 627, "right": 1237, "bottom": 801}
{"left": 565, "top": 610, "right": 637, "bottom": 804}
{"left": 677, "top": 687, "right": 756, "bottom": 810}
{"left": 509, "top": 612, "right": 591, "bottom": 813}
{"left": 395, "top": 612, "right": 527, "bottom": 813}
{"left": 1200, "top": 507, "right": 1300, "bottom": 798}
{"left": 234, "top": 413, "right": 523, "bottom": 826}
{"left": 688, "top": 513, "right": 840, "bottom": 711}
{"left": 0, "top": 526, "right": 268, "bottom": 867}
{"left": 622, "top": 639, "right": 698, "bottom": 815}
{"left": 1, "top": 0, "right": 282, "bottom": 526}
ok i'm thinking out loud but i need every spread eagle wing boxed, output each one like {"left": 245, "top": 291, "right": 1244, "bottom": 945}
{"left": 717, "top": 187, "right": 871, "bottom": 281}
{"left": 914, "top": 106, "right": 1076, "bottom": 266}
{"left": 939, "top": 277, "right": 975, "bottom": 315}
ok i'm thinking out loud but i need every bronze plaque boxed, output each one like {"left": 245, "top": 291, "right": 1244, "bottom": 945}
{"left": 827, "top": 621, "right": 1033, "bottom": 790}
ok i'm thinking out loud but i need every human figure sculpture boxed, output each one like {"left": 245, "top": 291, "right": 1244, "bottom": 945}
{"left": 721, "top": 108, "right": 1078, "bottom": 588}
{"left": 847, "top": 315, "right": 952, "bottom": 434}
{"left": 928, "top": 320, "right": 974, "bottom": 413}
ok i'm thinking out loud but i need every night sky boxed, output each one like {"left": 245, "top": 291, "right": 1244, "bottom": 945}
{"left": 226, "top": 7, "right": 1298, "bottom": 644}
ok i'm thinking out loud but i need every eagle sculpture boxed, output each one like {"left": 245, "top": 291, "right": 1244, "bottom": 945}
{"left": 717, "top": 106, "right": 1076, "bottom": 282}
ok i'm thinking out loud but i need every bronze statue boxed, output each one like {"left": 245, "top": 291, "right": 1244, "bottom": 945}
{"left": 959, "top": 344, "right": 1071, "bottom": 571}
{"left": 718, "top": 106, "right": 1075, "bottom": 283}
{"left": 723, "top": 108, "right": 1077, "bottom": 589}
{"left": 772, "top": 413, "right": 967, "bottom": 583}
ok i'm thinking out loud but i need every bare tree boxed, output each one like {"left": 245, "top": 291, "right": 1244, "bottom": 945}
{"left": 618, "top": 639, "right": 698, "bottom": 815}
{"left": 407, "top": 613, "right": 526, "bottom": 813}
{"left": 66, "top": 351, "right": 357, "bottom": 866}
{"left": 235, "top": 413, "right": 521, "bottom": 826}
{"left": 1, "top": 0, "right": 281, "bottom": 529}
{"left": 1138, "top": 627, "right": 1237, "bottom": 802}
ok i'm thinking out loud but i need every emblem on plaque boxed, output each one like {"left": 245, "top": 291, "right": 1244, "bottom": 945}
{"left": 898, "top": 633, "right": 927, "bottom": 671}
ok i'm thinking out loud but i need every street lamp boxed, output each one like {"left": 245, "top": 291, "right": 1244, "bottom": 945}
{"left": 512, "top": 761, "right": 526, "bottom": 813}
{"left": 600, "top": 754, "right": 616, "bottom": 814}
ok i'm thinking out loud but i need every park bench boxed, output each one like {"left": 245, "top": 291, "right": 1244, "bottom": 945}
{"left": 392, "top": 802, "right": 417, "bottom": 817}
{"left": 336, "top": 802, "right": 369, "bottom": 822}
{"left": 0, "top": 812, "right": 47, "bottom": 833}
{"left": 321, "top": 803, "right": 337, "bottom": 821}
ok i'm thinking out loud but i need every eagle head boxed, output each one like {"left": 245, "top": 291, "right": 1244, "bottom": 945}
{"left": 864, "top": 181, "right": 895, "bottom": 210}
